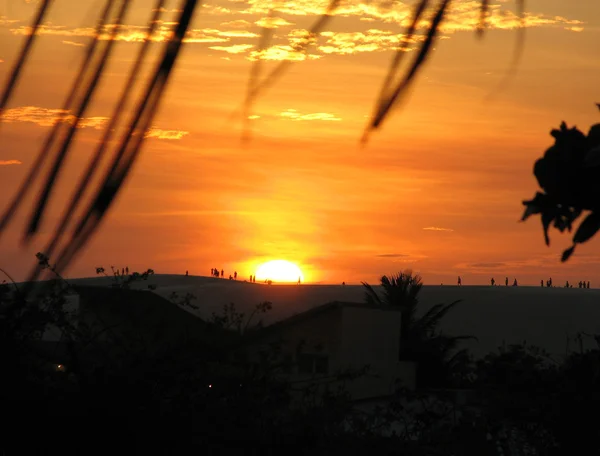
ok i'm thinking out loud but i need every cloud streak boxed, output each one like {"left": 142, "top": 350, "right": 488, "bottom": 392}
{"left": 279, "top": 109, "right": 341, "bottom": 121}
{"left": 423, "top": 226, "right": 454, "bottom": 232}
{"left": 0, "top": 160, "right": 22, "bottom": 166}
{"left": 0, "top": 106, "right": 108, "bottom": 128}
{"left": 2, "top": 106, "right": 188, "bottom": 140}
{"left": 144, "top": 127, "right": 189, "bottom": 140}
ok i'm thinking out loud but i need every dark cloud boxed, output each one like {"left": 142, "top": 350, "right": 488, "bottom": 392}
{"left": 376, "top": 253, "right": 408, "bottom": 258}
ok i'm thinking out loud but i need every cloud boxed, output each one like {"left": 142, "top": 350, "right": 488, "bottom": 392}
{"left": 4, "top": 1, "right": 584, "bottom": 63}
{"left": 279, "top": 109, "right": 341, "bottom": 121}
{"left": 217, "top": 30, "right": 259, "bottom": 38}
{"left": 237, "top": 0, "right": 584, "bottom": 34}
{"left": 8, "top": 24, "right": 245, "bottom": 44}
{"left": 255, "top": 16, "right": 294, "bottom": 29}
{"left": 376, "top": 253, "right": 408, "bottom": 258}
{"left": 423, "top": 226, "right": 454, "bottom": 232}
{"left": 0, "top": 106, "right": 108, "bottom": 129}
{"left": 0, "top": 160, "right": 22, "bottom": 166}
{"left": 0, "top": 16, "right": 20, "bottom": 26}
{"left": 2, "top": 106, "right": 186, "bottom": 139}
{"left": 209, "top": 44, "right": 254, "bottom": 54}
{"left": 248, "top": 44, "right": 320, "bottom": 61}
{"left": 220, "top": 19, "right": 252, "bottom": 28}
{"left": 62, "top": 40, "right": 85, "bottom": 47}
{"left": 318, "top": 29, "right": 408, "bottom": 55}
{"left": 144, "top": 127, "right": 189, "bottom": 140}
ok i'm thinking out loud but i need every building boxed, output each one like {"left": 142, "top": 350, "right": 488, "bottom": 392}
{"left": 234, "top": 301, "right": 416, "bottom": 401}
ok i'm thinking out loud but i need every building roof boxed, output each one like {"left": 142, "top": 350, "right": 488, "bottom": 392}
{"left": 74, "top": 285, "right": 235, "bottom": 348}
{"left": 238, "top": 300, "right": 402, "bottom": 346}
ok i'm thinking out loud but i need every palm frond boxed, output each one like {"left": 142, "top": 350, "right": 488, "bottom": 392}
{"left": 414, "top": 299, "right": 463, "bottom": 335}
{"left": 50, "top": 0, "right": 198, "bottom": 277}
{"left": 362, "top": 281, "right": 384, "bottom": 306}
{"left": 0, "top": 0, "right": 52, "bottom": 113}
{"left": 0, "top": 0, "right": 115, "bottom": 238}
{"left": 363, "top": 0, "right": 452, "bottom": 143}
{"left": 24, "top": 0, "right": 167, "bottom": 286}
{"left": 25, "top": 0, "right": 131, "bottom": 240}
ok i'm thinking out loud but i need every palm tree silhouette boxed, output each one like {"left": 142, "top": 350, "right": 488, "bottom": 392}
{"left": 362, "top": 270, "right": 475, "bottom": 387}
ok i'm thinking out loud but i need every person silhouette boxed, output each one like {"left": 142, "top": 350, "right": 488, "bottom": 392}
{"left": 234, "top": 271, "right": 237, "bottom": 280}
{"left": 578, "top": 281, "right": 582, "bottom": 288}
{"left": 229, "top": 275, "right": 232, "bottom": 280}
{"left": 211, "top": 268, "right": 214, "bottom": 276}
{"left": 126, "top": 266, "right": 129, "bottom": 275}
{"left": 541, "top": 279, "right": 544, "bottom": 287}
{"left": 342, "top": 281, "right": 345, "bottom": 286}
{"left": 491, "top": 277, "right": 495, "bottom": 286}
{"left": 457, "top": 276, "right": 462, "bottom": 286}
{"left": 549, "top": 277, "right": 553, "bottom": 287}
{"left": 565, "top": 281, "right": 570, "bottom": 288}
{"left": 220, "top": 269, "right": 224, "bottom": 278}
{"left": 513, "top": 278, "right": 518, "bottom": 287}
{"left": 186, "top": 270, "right": 188, "bottom": 277}
{"left": 505, "top": 277, "right": 508, "bottom": 286}
{"left": 298, "top": 276, "right": 301, "bottom": 285}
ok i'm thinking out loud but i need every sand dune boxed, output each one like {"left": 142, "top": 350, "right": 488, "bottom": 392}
{"left": 70, "top": 275, "right": 600, "bottom": 361}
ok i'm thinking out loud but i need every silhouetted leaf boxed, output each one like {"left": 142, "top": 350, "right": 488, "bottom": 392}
{"left": 561, "top": 245, "right": 575, "bottom": 262}
{"left": 573, "top": 212, "right": 600, "bottom": 244}
{"left": 541, "top": 213, "right": 553, "bottom": 246}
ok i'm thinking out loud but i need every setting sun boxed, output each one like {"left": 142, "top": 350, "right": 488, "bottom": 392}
{"left": 255, "top": 260, "right": 305, "bottom": 284}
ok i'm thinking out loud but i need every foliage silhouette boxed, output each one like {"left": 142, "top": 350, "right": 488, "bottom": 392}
{"left": 362, "top": 271, "right": 475, "bottom": 387}
{"left": 522, "top": 105, "right": 600, "bottom": 261}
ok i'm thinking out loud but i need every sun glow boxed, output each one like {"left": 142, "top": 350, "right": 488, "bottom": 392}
{"left": 255, "top": 260, "right": 305, "bottom": 284}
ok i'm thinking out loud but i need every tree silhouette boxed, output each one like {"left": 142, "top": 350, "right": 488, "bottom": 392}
{"left": 362, "top": 271, "right": 475, "bottom": 386}
{"left": 522, "top": 107, "right": 600, "bottom": 261}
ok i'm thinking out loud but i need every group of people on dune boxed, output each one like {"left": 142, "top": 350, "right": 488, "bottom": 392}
{"left": 455, "top": 276, "right": 592, "bottom": 288}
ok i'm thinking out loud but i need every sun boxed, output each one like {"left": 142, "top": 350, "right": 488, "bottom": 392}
{"left": 255, "top": 260, "right": 305, "bottom": 284}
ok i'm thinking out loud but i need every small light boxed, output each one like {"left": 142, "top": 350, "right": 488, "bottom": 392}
{"left": 208, "top": 384, "right": 212, "bottom": 388}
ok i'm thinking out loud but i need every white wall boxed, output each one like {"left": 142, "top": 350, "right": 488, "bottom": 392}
{"left": 337, "top": 306, "right": 416, "bottom": 398}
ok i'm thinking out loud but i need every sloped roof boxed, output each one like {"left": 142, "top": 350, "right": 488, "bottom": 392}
{"left": 239, "top": 300, "right": 401, "bottom": 346}
{"left": 74, "top": 285, "right": 235, "bottom": 348}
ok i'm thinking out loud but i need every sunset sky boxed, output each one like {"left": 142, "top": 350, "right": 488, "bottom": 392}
{"left": 1, "top": 0, "right": 599, "bottom": 285}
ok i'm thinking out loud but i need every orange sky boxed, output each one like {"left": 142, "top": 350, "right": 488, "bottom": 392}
{"left": 1, "top": 0, "right": 599, "bottom": 286}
